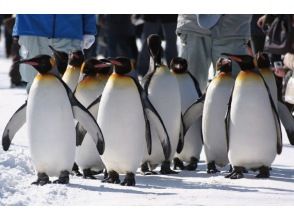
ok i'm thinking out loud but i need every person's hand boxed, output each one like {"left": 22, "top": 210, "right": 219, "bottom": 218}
{"left": 284, "top": 53, "right": 294, "bottom": 70}
{"left": 81, "top": 35, "right": 95, "bottom": 50}
{"left": 257, "top": 15, "right": 267, "bottom": 29}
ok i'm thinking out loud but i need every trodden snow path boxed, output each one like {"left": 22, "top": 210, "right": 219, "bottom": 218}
{"left": 0, "top": 44, "right": 293, "bottom": 206}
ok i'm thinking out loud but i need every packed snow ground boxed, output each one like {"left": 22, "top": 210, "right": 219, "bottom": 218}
{"left": 0, "top": 40, "right": 294, "bottom": 206}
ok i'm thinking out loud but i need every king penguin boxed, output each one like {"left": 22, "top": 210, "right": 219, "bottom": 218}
{"left": 201, "top": 57, "right": 235, "bottom": 173}
{"left": 2, "top": 55, "right": 105, "bottom": 185}
{"left": 62, "top": 50, "right": 84, "bottom": 92}
{"left": 223, "top": 54, "right": 282, "bottom": 179}
{"left": 97, "top": 57, "right": 170, "bottom": 186}
{"left": 170, "top": 57, "right": 203, "bottom": 171}
{"left": 49, "top": 46, "right": 69, "bottom": 76}
{"left": 74, "top": 59, "right": 111, "bottom": 179}
{"left": 141, "top": 34, "right": 182, "bottom": 175}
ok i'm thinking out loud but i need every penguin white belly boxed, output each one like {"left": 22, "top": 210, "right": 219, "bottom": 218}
{"left": 203, "top": 77, "right": 234, "bottom": 167}
{"left": 229, "top": 79, "right": 277, "bottom": 168}
{"left": 27, "top": 75, "right": 75, "bottom": 177}
{"left": 144, "top": 67, "right": 181, "bottom": 165}
{"left": 174, "top": 74, "right": 202, "bottom": 162}
{"left": 75, "top": 79, "right": 107, "bottom": 170}
{"left": 62, "top": 66, "right": 80, "bottom": 92}
{"left": 98, "top": 76, "right": 145, "bottom": 173}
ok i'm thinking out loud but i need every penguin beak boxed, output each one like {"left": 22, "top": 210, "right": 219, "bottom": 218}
{"left": 109, "top": 59, "right": 123, "bottom": 66}
{"left": 17, "top": 59, "right": 39, "bottom": 66}
{"left": 94, "top": 63, "right": 112, "bottom": 68}
{"left": 49, "top": 45, "right": 65, "bottom": 60}
{"left": 221, "top": 53, "right": 243, "bottom": 63}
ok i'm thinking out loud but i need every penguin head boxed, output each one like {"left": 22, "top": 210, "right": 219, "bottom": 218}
{"left": 81, "top": 58, "right": 112, "bottom": 76}
{"left": 69, "top": 50, "right": 84, "bottom": 67}
{"left": 18, "top": 55, "right": 54, "bottom": 74}
{"left": 109, "top": 57, "right": 132, "bottom": 75}
{"left": 48, "top": 46, "right": 69, "bottom": 75}
{"left": 221, "top": 53, "right": 255, "bottom": 71}
{"left": 170, "top": 57, "right": 188, "bottom": 74}
{"left": 216, "top": 57, "right": 232, "bottom": 73}
{"left": 147, "top": 34, "right": 162, "bottom": 65}
{"left": 256, "top": 52, "right": 271, "bottom": 69}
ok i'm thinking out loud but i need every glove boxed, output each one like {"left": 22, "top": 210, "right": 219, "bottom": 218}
{"left": 81, "top": 35, "right": 95, "bottom": 50}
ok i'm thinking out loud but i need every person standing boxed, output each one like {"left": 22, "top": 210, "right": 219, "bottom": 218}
{"left": 13, "top": 14, "right": 97, "bottom": 93}
{"left": 177, "top": 14, "right": 251, "bottom": 92}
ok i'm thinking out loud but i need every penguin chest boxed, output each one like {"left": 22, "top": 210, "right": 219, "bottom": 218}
{"left": 202, "top": 75, "right": 234, "bottom": 166}
{"left": 62, "top": 66, "right": 81, "bottom": 92}
{"left": 229, "top": 73, "right": 277, "bottom": 168}
{"left": 27, "top": 75, "right": 75, "bottom": 176}
{"left": 98, "top": 76, "right": 145, "bottom": 173}
{"left": 175, "top": 74, "right": 202, "bottom": 162}
{"left": 147, "top": 68, "right": 181, "bottom": 161}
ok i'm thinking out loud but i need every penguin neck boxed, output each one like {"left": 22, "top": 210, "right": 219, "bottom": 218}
{"left": 148, "top": 56, "right": 161, "bottom": 73}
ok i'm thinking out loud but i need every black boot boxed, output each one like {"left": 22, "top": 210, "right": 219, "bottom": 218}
{"left": 32, "top": 172, "right": 51, "bottom": 186}
{"left": 173, "top": 157, "right": 185, "bottom": 170}
{"left": 121, "top": 172, "right": 136, "bottom": 186}
{"left": 225, "top": 166, "right": 244, "bottom": 179}
{"left": 256, "top": 166, "right": 270, "bottom": 178}
{"left": 83, "top": 168, "right": 97, "bottom": 179}
{"left": 102, "top": 170, "right": 120, "bottom": 184}
{"left": 141, "top": 162, "right": 157, "bottom": 175}
{"left": 160, "top": 161, "right": 179, "bottom": 174}
{"left": 72, "top": 162, "right": 82, "bottom": 176}
{"left": 53, "top": 170, "right": 70, "bottom": 184}
{"left": 184, "top": 157, "right": 198, "bottom": 171}
{"left": 207, "top": 161, "right": 220, "bottom": 174}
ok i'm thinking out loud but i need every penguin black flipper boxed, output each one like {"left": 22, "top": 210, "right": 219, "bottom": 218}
{"left": 259, "top": 73, "right": 283, "bottom": 154}
{"left": 2, "top": 102, "right": 27, "bottom": 151}
{"left": 176, "top": 114, "right": 185, "bottom": 154}
{"left": 225, "top": 87, "right": 234, "bottom": 152}
{"left": 187, "top": 71, "right": 203, "bottom": 97}
{"left": 54, "top": 76, "right": 105, "bottom": 155}
{"left": 141, "top": 72, "right": 154, "bottom": 91}
{"left": 277, "top": 101, "right": 294, "bottom": 145}
{"left": 183, "top": 94, "right": 205, "bottom": 135}
{"left": 75, "top": 95, "right": 102, "bottom": 146}
{"left": 131, "top": 77, "right": 171, "bottom": 159}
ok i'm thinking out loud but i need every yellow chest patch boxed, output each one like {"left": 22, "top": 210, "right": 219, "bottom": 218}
{"left": 109, "top": 73, "right": 134, "bottom": 88}
{"left": 236, "top": 71, "right": 261, "bottom": 86}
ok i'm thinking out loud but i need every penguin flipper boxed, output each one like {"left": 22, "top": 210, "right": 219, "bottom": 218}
{"left": 72, "top": 106, "right": 104, "bottom": 155}
{"left": 53, "top": 75, "right": 105, "bottom": 154}
{"left": 176, "top": 114, "right": 185, "bottom": 154}
{"left": 183, "top": 94, "right": 205, "bottom": 134}
{"left": 2, "top": 101, "right": 27, "bottom": 151}
{"left": 277, "top": 101, "right": 294, "bottom": 145}
{"left": 225, "top": 88, "right": 234, "bottom": 152}
{"left": 76, "top": 95, "right": 102, "bottom": 146}
{"left": 187, "top": 71, "right": 203, "bottom": 97}
{"left": 131, "top": 77, "right": 171, "bottom": 160}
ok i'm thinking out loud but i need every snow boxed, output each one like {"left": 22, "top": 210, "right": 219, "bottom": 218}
{"left": 0, "top": 37, "right": 294, "bottom": 207}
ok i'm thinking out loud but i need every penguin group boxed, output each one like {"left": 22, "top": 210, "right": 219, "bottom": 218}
{"left": 2, "top": 34, "right": 291, "bottom": 186}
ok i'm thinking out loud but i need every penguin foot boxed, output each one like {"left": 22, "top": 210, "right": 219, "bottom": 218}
{"left": 72, "top": 163, "right": 82, "bottom": 176}
{"left": 90, "top": 170, "right": 104, "bottom": 175}
{"left": 102, "top": 170, "right": 120, "bottom": 184}
{"left": 103, "top": 170, "right": 108, "bottom": 179}
{"left": 207, "top": 161, "right": 220, "bottom": 174}
{"left": 226, "top": 164, "right": 233, "bottom": 173}
{"left": 184, "top": 157, "right": 198, "bottom": 171}
{"left": 121, "top": 172, "right": 136, "bottom": 186}
{"left": 53, "top": 170, "right": 70, "bottom": 184}
{"left": 256, "top": 166, "right": 270, "bottom": 178}
{"left": 160, "top": 161, "right": 179, "bottom": 175}
{"left": 32, "top": 172, "right": 51, "bottom": 186}
{"left": 173, "top": 157, "right": 185, "bottom": 170}
{"left": 83, "top": 168, "right": 97, "bottom": 179}
{"left": 225, "top": 166, "right": 244, "bottom": 179}
{"left": 141, "top": 162, "right": 157, "bottom": 175}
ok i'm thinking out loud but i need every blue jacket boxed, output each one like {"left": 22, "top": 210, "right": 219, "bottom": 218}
{"left": 13, "top": 14, "right": 97, "bottom": 40}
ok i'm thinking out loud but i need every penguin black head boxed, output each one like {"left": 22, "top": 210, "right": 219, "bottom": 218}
{"left": 221, "top": 53, "right": 255, "bottom": 71}
{"left": 69, "top": 50, "right": 84, "bottom": 67}
{"left": 256, "top": 52, "right": 271, "bottom": 69}
{"left": 216, "top": 57, "right": 232, "bottom": 73}
{"left": 49, "top": 45, "right": 68, "bottom": 75}
{"left": 170, "top": 57, "right": 188, "bottom": 74}
{"left": 81, "top": 58, "right": 112, "bottom": 76}
{"left": 147, "top": 34, "right": 162, "bottom": 65}
{"left": 109, "top": 57, "right": 132, "bottom": 75}
{"left": 18, "top": 55, "right": 54, "bottom": 74}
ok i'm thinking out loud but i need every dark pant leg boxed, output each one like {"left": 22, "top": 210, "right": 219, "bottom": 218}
{"left": 161, "top": 22, "right": 178, "bottom": 67}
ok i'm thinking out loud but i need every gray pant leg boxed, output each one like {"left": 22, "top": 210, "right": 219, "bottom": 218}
{"left": 178, "top": 32, "right": 212, "bottom": 92}
{"left": 212, "top": 38, "right": 248, "bottom": 78}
